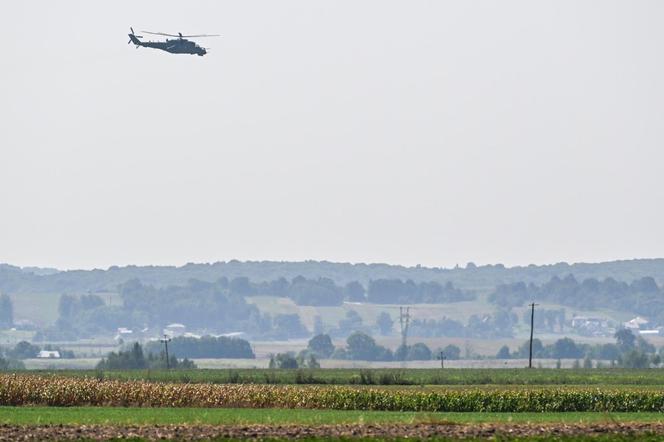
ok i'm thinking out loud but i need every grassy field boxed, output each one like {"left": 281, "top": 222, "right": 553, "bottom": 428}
{"left": 38, "top": 368, "right": 664, "bottom": 386}
{"left": 245, "top": 296, "right": 499, "bottom": 332}
{"left": 2, "top": 407, "right": 664, "bottom": 426}
{"left": 194, "top": 357, "right": 602, "bottom": 369}
{"left": 16, "top": 357, "right": 621, "bottom": 370}
{"left": 203, "top": 358, "right": 603, "bottom": 369}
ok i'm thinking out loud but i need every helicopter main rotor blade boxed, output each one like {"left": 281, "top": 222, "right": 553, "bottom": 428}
{"left": 180, "top": 34, "right": 221, "bottom": 38}
{"left": 142, "top": 31, "right": 181, "bottom": 37}
{"left": 142, "top": 30, "right": 220, "bottom": 38}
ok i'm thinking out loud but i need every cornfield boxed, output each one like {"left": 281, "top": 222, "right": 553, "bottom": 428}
{"left": 1, "top": 375, "right": 664, "bottom": 412}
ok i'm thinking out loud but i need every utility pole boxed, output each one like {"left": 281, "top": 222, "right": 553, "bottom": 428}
{"left": 399, "top": 307, "right": 410, "bottom": 350}
{"left": 399, "top": 306, "right": 411, "bottom": 366}
{"left": 528, "top": 303, "right": 538, "bottom": 369}
{"left": 440, "top": 351, "right": 445, "bottom": 369}
{"left": 160, "top": 334, "right": 172, "bottom": 369}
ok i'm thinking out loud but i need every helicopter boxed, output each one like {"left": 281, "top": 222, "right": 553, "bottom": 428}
{"left": 127, "top": 27, "right": 219, "bottom": 56}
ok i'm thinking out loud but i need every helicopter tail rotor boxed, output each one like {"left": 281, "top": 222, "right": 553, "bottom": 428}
{"left": 128, "top": 27, "right": 144, "bottom": 45}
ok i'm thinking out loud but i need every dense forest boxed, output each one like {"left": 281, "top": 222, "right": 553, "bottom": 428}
{"left": 489, "top": 275, "right": 664, "bottom": 322}
{"left": 3, "top": 259, "right": 664, "bottom": 341}
{"left": 29, "top": 276, "right": 474, "bottom": 340}
{"left": 1, "top": 258, "right": 664, "bottom": 294}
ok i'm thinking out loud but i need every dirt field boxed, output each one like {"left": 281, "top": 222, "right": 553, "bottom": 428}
{"left": 0, "top": 422, "right": 662, "bottom": 440}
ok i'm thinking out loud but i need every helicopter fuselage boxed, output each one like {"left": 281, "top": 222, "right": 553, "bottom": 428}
{"left": 129, "top": 34, "right": 206, "bottom": 56}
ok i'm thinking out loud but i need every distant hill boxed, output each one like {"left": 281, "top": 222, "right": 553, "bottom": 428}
{"left": 1, "top": 259, "right": 664, "bottom": 295}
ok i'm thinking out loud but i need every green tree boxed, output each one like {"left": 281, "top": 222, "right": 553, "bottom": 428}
{"left": 307, "top": 334, "right": 335, "bottom": 358}
{"left": 144, "top": 335, "right": 255, "bottom": 359}
{"left": 407, "top": 343, "right": 432, "bottom": 361}
{"left": 97, "top": 342, "right": 196, "bottom": 370}
{"left": 516, "top": 338, "right": 544, "bottom": 358}
{"left": 620, "top": 349, "right": 650, "bottom": 368}
{"left": 270, "top": 352, "right": 298, "bottom": 369}
{"left": 496, "top": 345, "right": 511, "bottom": 359}
{"left": 598, "top": 343, "right": 621, "bottom": 361}
{"left": 7, "top": 341, "right": 40, "bottom": 359}
{"left": 57, "top": 294, "right": 77, "bottom": 319}
{"left": 146, "top": 351, "right": 196, "bottom": 369}
{"left": 440, "top": 344, "right": 461, "bottom": 360}
{"left": 97, "top": 342, "right": 146, "bottom": 369}
{"left": 636, "top": 336, "right": 655, "bottom": 353}
{"left": 344, "top": 281, "right": 366, "bottom": 302}
{"left": 0, "top": 294, "right": 14, "bottom": 328}
{"left": 0, "top": 356, "right": 25, "bottom": 371}
{"left": 346, "top": 332, "right": 392, "bottom": 361}
{"left": 550, "top": 337, "right": 583, "bottom": 359}
{"left": 338, "top": 310, "right": 363, "bottom": 332}
{"left": 296, "top": 351, "right": 320, "bottom": 368}
{"left": 273, "top": 314, "right": 309, "bottom": 339}
{"left": 376, "top": 312, "right": 393, "bottom": 336}
{"left": 615, "top": 329, "right": 636, "bottom": 351}
{"left": 307, "top": 353, "right": 320, "bottom": 368}
{"left": 313, "top": 315, "right": 324, "bottom": 335}
{"left": 394, "top": 344, "right": 408, "bottom": 361}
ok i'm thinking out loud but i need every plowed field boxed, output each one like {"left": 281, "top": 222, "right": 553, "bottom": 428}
{"left": 0, "top": 422, "right": 663, "bottom": 441}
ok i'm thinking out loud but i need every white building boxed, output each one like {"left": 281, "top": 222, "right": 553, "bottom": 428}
{"left": 114, "top": 327, "right": 134, "bottom": 341}
{"left": 164, "top": 323, "right": 186, "bottom": 337}
{"left": 37, "top": 350, "right": 60, "bottom": 359}
{"left": 624, "top": 316, "right": 650, "bottom": 330}
{"left": 571, "top": 316, "right": 608, "bottom": 329}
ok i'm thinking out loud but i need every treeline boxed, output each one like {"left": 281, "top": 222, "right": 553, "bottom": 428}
{"left": 37, "top": 280, "right": 312, "bottom": 341}
{"left": 409, "top": 310, "right": 518, "bottom": 339}
{"left": 489, "top": 275, "right": 664, "bottom": 322}
{"left": 97, "top": 342, "right": 196, "bottom": 370}
{"left": 366, "top": 280, "right": 474, "bottom": 304}
{"left": 496, "top": 329, "right": 662, "bottom": 368}
{"left": 144, "top": 336, "right": 255, "bottom": 359}
{"left": 0, "top": 340, "right": 75, "bottom": 371}
{"left": 226, "top": 276, "right": 345, "bottom": 306}
{"left": 120, "top": 279, "right": 259, "bottom": 330}
{"left": 303, "top": 332, "right": 461, "bottom": 362}
{"left": 208, "top": 276, "right": 473, "bottom": 306}
{"left": 0, "top": 341, "right": 74, "bottom": 359}
{"left": 3, "top": 259, "right": 664, "bottom": 295}
{"left": 0, "top": 294, "right": 12, "bottom": 329}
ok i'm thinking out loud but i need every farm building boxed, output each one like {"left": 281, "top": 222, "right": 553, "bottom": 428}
{"left": 164, "top": 323, "right": 186, "bottom": 337}
{"left": 37, "top": 350, "right": 60, "bottom": 359}
{"left": 624, "top": 316, "right": 651, "bottom": 330}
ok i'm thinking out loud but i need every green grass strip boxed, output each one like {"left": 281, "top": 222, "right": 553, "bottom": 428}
{"left": 26, "top": 368, "right": 664, "bottom": 386}
{"left": 2, "top": 407, "right": 664, "bottom": 426}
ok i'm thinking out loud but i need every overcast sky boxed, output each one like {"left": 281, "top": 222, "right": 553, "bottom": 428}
{"left": 1, "top": 1, "right": 663, "bottom": 270}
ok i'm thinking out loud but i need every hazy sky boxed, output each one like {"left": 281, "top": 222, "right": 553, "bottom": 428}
{"left": 1, "top": 1, "right": 663, "bottom": 270}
